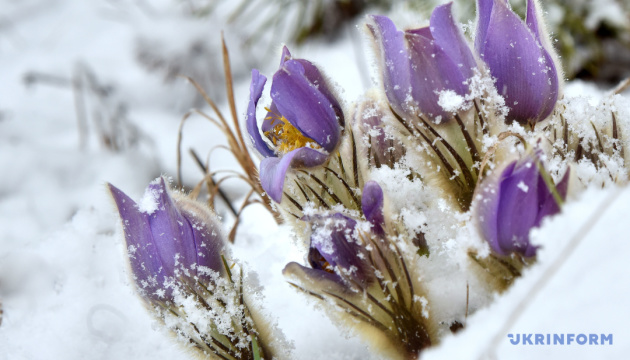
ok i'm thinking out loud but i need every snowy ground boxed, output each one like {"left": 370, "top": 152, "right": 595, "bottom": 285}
{"left": 1, "top": 1, "right": 628, "bottom": 359}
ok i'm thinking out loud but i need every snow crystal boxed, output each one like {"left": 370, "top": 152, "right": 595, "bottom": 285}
{"left": 438, "top": 89, "right": 466, "bottom": 113}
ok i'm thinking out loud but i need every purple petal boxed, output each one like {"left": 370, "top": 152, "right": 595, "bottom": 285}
{"left": 476, "top": 161, "right": 516, "bottom": 255}
{"left": 246, "top": 69, "right": 275, "bottom": 158}
{"left": 474, "top": 0, "right": 494, "bottom": 52}
{"left": 367, "top": 15, "right": 413, "bottom": 117}
{"left": 294, "top": 58, "right": 345, "bottom": 128}
{"left": 279, "top": 45, "right": 292, "bottom": 67}
{"left": 309, "top": 213, "right": 372, "bottom": 286}
{"left": 362, "top": 181, "right": 385, "bottom": 234}
{"left": 535, "top": 167, "right": 570, "bottom": 226}
{"left": 271, "top": 60, "right": 340, "bottom": 152}
{"left": 405, "top": 31, "right": 467, "bottom": 119}
{"left": 480, "top": 0, "right": 558, "bottom": 123}
{"left": 145, "top": 178, "right": 197, "bottom": 276}
{"left": 259, "top": 147, "right": 329, "bottom": 202}
{"left": 176, "top": 199, "right": 226, "bottom": 282}
{"left": 496, "top": 158, "right": 540, "bottom": 255}
{"left": 430, "top": 2, "right": 477, "bottom": 79}
{"left": 525, "top": 0, "right": 541, "bottom": 39}
{"left": 283, "top": 262, "right": 351, "bottom": 295}
{"left": 108, "top": 183, "right": 165, "bottom": 301}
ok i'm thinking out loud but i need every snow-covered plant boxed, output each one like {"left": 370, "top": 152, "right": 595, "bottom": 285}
{"left": 106, "top": 0, "right": 630, "bottom": 358}
{"left": 367, "top": 3, "right": 478, "bottom": 124}
{"left": 235, "top": 0, "right": 629, "bottom": 357}
{"left": 284, "top": 182, "right": 434, "bottom": 359}
{"left": 108, "top": 177, "right": 290, "bottom": 359}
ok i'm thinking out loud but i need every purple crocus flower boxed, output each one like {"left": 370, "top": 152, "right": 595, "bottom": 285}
{"left": 367, "top": 3, "right": 477, "bottom": 122}
{"left": 475, "top": 0, "right": 560, "bottom": 124}
{"left": 247, "top": 46, "right": 344, "bottom": 203}
{"left": 108, "top": 177, "right": 225, "bottom": 303}
{"left": 475, "top": 154, "right": 569, "bottom": 257}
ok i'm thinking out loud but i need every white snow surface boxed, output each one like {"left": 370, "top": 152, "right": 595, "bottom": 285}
{"left": 1, "top": 1, "right": 629, "bottom": 359}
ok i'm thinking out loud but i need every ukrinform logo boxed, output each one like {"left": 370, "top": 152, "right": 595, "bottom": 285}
{"left": 507, "top": 333, "right": 613, "bottom": 345}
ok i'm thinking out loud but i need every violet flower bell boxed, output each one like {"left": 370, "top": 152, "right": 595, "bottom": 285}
{"left": 247, "top": 46, "right": 344, "bottom": 203}
{"left": 474, "top": 153, "right": 569, "bottom": 257}
{"left": 367, "top": 3, "right": 477, "bottom": 123}
{"left": 475, "top": 0, "right": 560, "bottom": 124}
{"left": 108, "top": 177, "right": 225, "bottom": 304}
{"left": 283, "top": 181, "right": 388, "bottom": 292}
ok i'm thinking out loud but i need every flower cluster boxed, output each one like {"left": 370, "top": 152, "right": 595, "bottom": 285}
{"left": 108, "top": 0, "right": 630, "bottom": 359}
{"left": 240, "top": 0, "right": 605, "bottom": 357}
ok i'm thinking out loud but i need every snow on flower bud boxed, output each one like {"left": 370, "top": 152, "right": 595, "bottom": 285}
{"left": 109, "top": 178, "right": 290, "bottom": 360}
{"left": 475, "top": 0, "right": 561, "bottom": 124}
{"left": 284, "top": 182, "right": 433, "bottom": 358}
{"left": 351, "top": 92, "right": 405, "bottom": 170}
{"left": 246, "top": 46, "right": 344, "bottom": 203}
{"left": 367, "top": 3, "right": 477, "bottom": 123}
{"left": 108, "top": 177, "right": 225, "bottom": 303}
{"left": 474, "top": 153, "right": 569, "bottom": 257}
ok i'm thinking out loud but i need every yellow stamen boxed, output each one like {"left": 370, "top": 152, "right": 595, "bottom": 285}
{"left": 263, "top": 107, "right": 320, "bottom": 154}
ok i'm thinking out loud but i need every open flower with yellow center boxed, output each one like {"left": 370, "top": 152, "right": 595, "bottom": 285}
{"left": 246, "top": 46, "right": 344, "bottom": 202}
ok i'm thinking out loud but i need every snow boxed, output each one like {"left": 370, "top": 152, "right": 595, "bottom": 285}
{"left": 1, "top": 1, "right": 630, "bottom": 360}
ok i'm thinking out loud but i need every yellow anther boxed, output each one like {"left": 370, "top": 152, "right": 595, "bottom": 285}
{"left": 263, "top": 107, "right": 320, "bottom": 154}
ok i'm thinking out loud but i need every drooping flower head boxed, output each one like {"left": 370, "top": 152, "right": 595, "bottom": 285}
{"left": 283, "top": 181, "right": 388, "bottom": 291}
{"left": 247, "top": 46, "right": 344, "bottom": 203}
{"left": 108, "top": 177, "right": 225, "bottom": 303}
{"left": 367, "top": 3, "right": 477, "bottom": 123}
{"left": 474, "top": 153, "right": 569, "bottom": 257}
{"left": 475, "top": 0, "right": 561, "bottom": 124}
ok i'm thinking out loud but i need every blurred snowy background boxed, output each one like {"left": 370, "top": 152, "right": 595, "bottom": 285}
{"left": 1, "top": 0, "right": 629, "bottom": 359}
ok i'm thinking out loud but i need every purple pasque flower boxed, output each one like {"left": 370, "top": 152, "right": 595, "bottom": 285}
{"left": 367, "top": 2, "right": 477, "bottom": 122}
{"left": 474, "top": 153, "right": 569, "bottom": 257}
{"left": 475, "top": 0, "right": 560, "bottom": 124}
{"left": 283, "top": 181, "right": 387, "bottom": 290}
{"left": 247, "top": 46, "right": 344, "bottom": 203}
{"left": 108, "top": 177, "right": 225, "bottom": 303}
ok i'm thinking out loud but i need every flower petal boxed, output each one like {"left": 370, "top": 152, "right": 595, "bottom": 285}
{"left": 246, "top": 69, "right": 275, "bottom": 158}
{"left": 259, "top": 147, "right": 329, "bottom": 202}
{"left": 476, "top": 161, "right": 516, "bottom": 255}
{"left": 271, "top": 60, "right": 340, "bottom": 152}
{"left": 309, "top": 213, "right": 372, "bottom": 286}
{"left": 366, "top": 15, "right": 413, "bottom": 117}
{"left": 430, "top": 2, "right": 477, "bottom": 79}
{"left": 474, "top": 0, "right": 495, "bottom": 52}
{"left": 283, "top": 262, "right": 352, "bottom": 296}
{"left": 405, "top": 30, "right": 467, "bottom": 119}
{"left": 362, "top": 181, "right": 385, "bottom": 234}
{"left": 108, "top": 183, "right": 165, "bottom": 301}
{"left": 175, "top": 198, "right": 226, "bottom": 282}
{"left": 496, "top": 158, "right": 540, "bottom": 254}
{"left": 480, "top": 0, "right": 558, "bottom": 123}
{"left": 535, "top": 167, "right": 570, "bottom": 226}
{"left": 145, "top": 178, "right": 197, "bottom": 276}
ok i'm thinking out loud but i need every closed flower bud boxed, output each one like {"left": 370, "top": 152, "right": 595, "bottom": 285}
{"left": 474, "top": 153, "right": 569, "bottom": 257}
{"left": 108, "top": 177, "right": 225, "bottom": 303}
{"left": 475, "top": 0, "right": 561, "bottom": 124}
{"left": 367, "top": 3, "right": 477, "bottom": 123}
